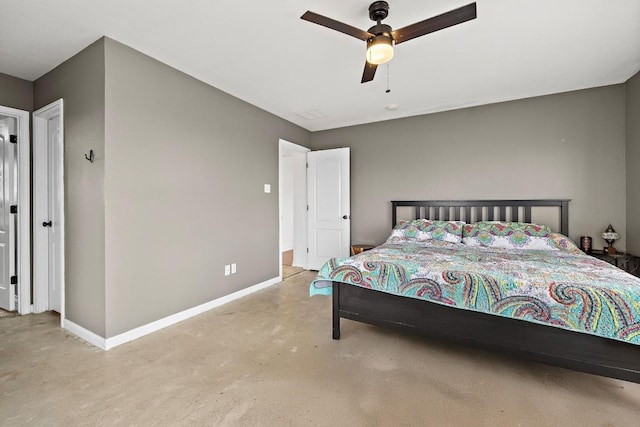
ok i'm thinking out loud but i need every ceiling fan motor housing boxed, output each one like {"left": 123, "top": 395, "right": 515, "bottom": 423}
{"left": 368, "top": 23, "right": 392, "bottom": 37}
{"left": 369, "top": 1, "right": 390, "bottom": 22}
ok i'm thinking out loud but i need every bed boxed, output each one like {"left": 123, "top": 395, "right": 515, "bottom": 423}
{"left": 311, "top": 200, "right": 640, "bottom": 383}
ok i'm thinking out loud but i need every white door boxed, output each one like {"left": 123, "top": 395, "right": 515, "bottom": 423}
{"left": 47, "top": 115, "right": 63, "bottom": 313}
{"left": 0, "top": 115, "right": 17, "bottom": 311}
{"left": 34, "top": 99, "right": 64, "bottom": 316}
{"left": 307, "top": 148, "right": 350, "bottom": 270}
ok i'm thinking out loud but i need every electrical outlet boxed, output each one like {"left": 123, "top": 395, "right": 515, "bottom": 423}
{"left": 224, "top": 265, "right": 231, "bottom": 276}
{"left": 231, "top": 263, "right": 237, "bottom": 274}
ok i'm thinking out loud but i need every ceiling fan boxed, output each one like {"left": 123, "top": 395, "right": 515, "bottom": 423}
{"left": 301, "top": 2, "right": 477, "bottom": 83}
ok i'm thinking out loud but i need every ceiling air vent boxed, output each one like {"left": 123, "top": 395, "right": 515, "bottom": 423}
{"left": 296, "top": 110, "right": 327, "bottom": 120}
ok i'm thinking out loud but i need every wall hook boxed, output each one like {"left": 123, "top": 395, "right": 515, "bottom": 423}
{"left": 85, "top": 150, "right": 94, "bottom": 163}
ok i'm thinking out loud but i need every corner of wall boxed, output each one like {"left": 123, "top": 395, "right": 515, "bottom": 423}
{"left": 33, "top": 36, "right": 108, "bottom": 338}
{"left": 0, "top": 72, "right": 34, "bottom": 112}
{"left": 625, "top": 71, "right": 640, "bottom": 254}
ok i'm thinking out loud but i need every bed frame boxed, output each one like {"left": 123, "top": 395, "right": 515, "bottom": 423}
{"left": 332, "top": 199, "right": 640, "bottom": 383}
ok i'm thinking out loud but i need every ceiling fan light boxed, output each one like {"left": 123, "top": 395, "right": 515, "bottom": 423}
{"left": 366, "top": 35, "right": 394, "bottom": 65}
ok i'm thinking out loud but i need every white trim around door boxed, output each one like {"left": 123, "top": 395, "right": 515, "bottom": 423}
{"left": 33, "top": 99, "right": 65, "bottom": 324}
{"left": 0, "top": 104, "right": 31, "bottom": 314}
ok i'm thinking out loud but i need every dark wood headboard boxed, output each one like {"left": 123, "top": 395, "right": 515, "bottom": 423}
{"left": 391, "top": 199, "right": 570, "bottom": 236}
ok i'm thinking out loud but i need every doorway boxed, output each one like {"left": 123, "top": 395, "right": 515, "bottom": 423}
{"left": 278, "top": 141, "right": 351, "bottom": 277}
{"left": 279, "top": 140, "right": 310, "bottom": 279}
{"left": 0, "top": 105, "right": 30, "bottom": 315}
{"left": 0, "top": 113, "right": 18, "bottom": 312}
{"left": 33, "top": 99, "right": 65, "bottom": 322}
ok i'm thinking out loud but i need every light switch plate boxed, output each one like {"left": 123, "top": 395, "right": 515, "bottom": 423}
{"left": 231, "top": 263, "right": 237, "bottom": 274}
{"left": 264, "top": 184, "right": 271, "bottom": 193}
{"left": 224, "top": 265, "right": 231, "bottom": 276}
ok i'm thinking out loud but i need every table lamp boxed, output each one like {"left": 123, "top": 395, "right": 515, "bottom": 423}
{"left": 602, "top": 224, "right": 619, "bottom": 254}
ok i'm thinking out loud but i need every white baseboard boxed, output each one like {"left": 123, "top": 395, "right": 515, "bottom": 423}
{"left": 64, "top": 319, "right": 107, "bottom": 350}
{"left": 62, "top": 276, "right": 281, "bottom": 351}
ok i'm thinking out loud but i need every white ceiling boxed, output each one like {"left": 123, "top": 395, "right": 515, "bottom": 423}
{"left": 1, "top": 0, "right": 639, "bottom": 131}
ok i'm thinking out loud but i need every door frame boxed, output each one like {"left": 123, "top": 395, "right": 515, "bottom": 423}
{"left": 0, "top": 105, "right": 30, "bottom": 314}
{"left": 33, "top": 99, "right": 65, "bottom": 323}
{"left": 278, "top": 139, "right": 310, "bottom": 278}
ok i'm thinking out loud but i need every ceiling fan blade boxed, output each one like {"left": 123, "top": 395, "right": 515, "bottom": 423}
{"left": 392, "top": 3, "right": 477, "bottom": 45}
{"left": 301, "top": 11, "right": 373, "bottom": 41}
{"left": 361, "top": 62, "right": 378, "bottom": 83}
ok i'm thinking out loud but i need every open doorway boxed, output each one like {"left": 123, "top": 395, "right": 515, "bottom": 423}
{"left": 0, "top": 104, "right": 31, "bottom": 315}
{"left": 278, "top": 141, "right": 352, "bottom": 277}
{"left": 279, "top": 139, "right": 309, "bottom": 280}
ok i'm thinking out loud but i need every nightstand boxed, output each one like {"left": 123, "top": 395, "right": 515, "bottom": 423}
{"left": 351, "top": 244, "right": 375, "bottom": 256}
{"left": 590, "top": 250, "right": 640, "bottom": 277}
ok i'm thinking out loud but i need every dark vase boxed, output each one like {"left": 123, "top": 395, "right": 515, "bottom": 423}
{"left": 580, "top": 236, "right": 592, "bottom": 254}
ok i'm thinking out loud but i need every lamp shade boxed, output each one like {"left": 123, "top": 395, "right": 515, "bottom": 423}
{"left": 602, "top": 224, "right": 619, "bottom": 245}
{"left": 366, "top": 35, "right": 394, "bottom": 65}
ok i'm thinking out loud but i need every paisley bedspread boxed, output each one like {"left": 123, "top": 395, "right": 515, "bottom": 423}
{"left": 310, "top": 242, "right": 640, "bottom": 345}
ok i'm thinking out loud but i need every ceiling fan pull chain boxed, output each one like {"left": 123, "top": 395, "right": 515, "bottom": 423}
{"left": 386, "top": 63, "right": 391, "bottom": 93}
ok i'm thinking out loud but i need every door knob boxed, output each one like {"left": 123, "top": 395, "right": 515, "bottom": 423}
{"left": 342, "top": 215, "right": 349, "bottom": 220}
{"left": 42, "top": 221, "right": 52, "bottom": 227}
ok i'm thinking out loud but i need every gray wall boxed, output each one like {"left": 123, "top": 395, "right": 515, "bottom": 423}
{"left": 0, "top": 72, "right": 33, "bottom": 112}
{"left": 34, "top": 38, "right": 107, "bottom": 337}
{"left": 627, "top": 71, "right": 640, "bottom": 254}
{"left": 311, "top": 86, "right": 627, "bottom": 249}
{"left": 103, "top": 39, "right": 310, "bottom": 337}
